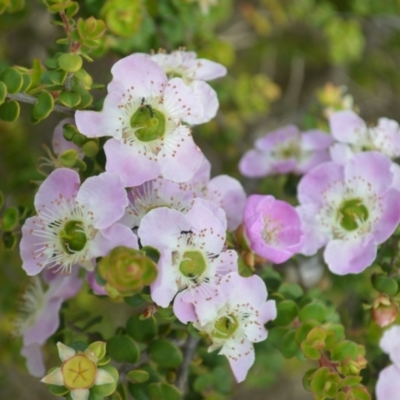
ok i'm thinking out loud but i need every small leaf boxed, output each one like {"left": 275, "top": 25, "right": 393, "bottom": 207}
{"left": 280, "top": 329, "right": 301, "bottom": 359}
{"left": 331, "top": 340, "right": 359, "bottom": 362}
{"left": 32, "top": 91, "right": 54, "bottom": 121}
{"left": 60, "top": 149, "right": 79, "bottom": 168}
{"left": 0, "top": 82, "right": 7, "bottom": 105}
{"left": 107, "top": 335, "right": 140, "bottom": 363}
{"left": 90, "top": 365, "right": 118, "bottom": 397}
{"left": 3, "top": 231, "right": 17, "bottom": 249}
{"left": 82, "top": 140, "right": 99, "bottom": 157}
{"left": 127, "top": 315, "right": 158, "bottom": 342}
{"left": 372, "top": 274, "right": 399, "bottom": 296}
{"left": 278, "top": 283, "right": 304, "bottom": 300}
{"left": 0, "top": 68, "right": 23, "bottom": 94}
{"left": 58, "top": 91, "right": 81, "bottom": 107}
{"left": 127, "top": 369, "right": 149, "bottom": 383}
{"left": 63, "top": 123, "right": 79, "bottom": 140}
{"left": 274, "top": 300, "right": 298, "bottom": 326}
{"left": 141, "top": 246, "right": 160, "bottom": 263}
{"left": 147, "top": 382, "right": 181, "bottom": 400}
{"left": 149, "top": 339, "right": 183, "bottom": 368}
{"left": 0, "top": 100, "right": 20, "bottom": 122}
{"left": 59, "top": 54, "right": 83, "bottom": 73}
{"left": 1, "top": 207, "right": 19, "bottom": 231}
{"left": 299, "top": 301, "right": 327, "bottom": 323}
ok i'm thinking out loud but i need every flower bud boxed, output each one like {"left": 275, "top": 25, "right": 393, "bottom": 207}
{"left": 98, "top": 246, "right": 157, "bottom": 300}
{"left": 371, "top": 294, "right": 399, "bottom": 327}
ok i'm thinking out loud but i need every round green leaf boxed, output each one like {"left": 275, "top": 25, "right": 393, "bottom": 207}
{"left": 310, "top": 367, "right": 330, "bottom": 395}
{"left": 32, "top": 91, "right": 54, "bottom": 121}
{"left": 20, "top": 74, "right": 32, "bottom": 92}
{"left": 1, "top": 207, "right": 19, "bottom": 231}
{"left": 90, "top": 365, "right": 118, "bottom": 397}
{"left": 127, "top": 369, "right": 149, "bottom": 383}
{"left": 60, "top": 149, "right": 79, "bottom": 168}
{"left": 127, "top": 315, "right": 158, "bottom": 342}
{"left": 278, "top": 283, "right": 304, "bottom": 300}
{"left": 267, "top": 326, "right": 288, "bottom": 349}
{"left": 299, "top": 301, "right": 327, "bottom": 323}
{"left": 59, "top": 91, "right": 81, "bottom": 108}
{"left": 107, "top": 335, "right": 140, "bottom": 363}
{"left": 295, "top": 321, "right": 319, "bottom": 345}
{"left": 3, "top": 231, "right": 17, "bottom": 249}
{"left": 372, "top": 274, "right": 399, "bottom": 296}
{"left": 63, "top": 123, "right": 80, "bottom": 141}
{"left": 59, "top": 54, "right": 83, "bottom": 73}
{"left": 0, "top": 82, "right": 7, "bottom": 105}
{"left": 149, "top": 339, "right": 183, "bottom": 368}
{"left": 0, "top": 100, "right": 20, "bottom": 122}
{"left": 82, "top": 140, "right": 99, "bottom": 157}
{"left": 274, "top": 300, "right": 298, "bottom": 326}
{"left": 280, "top": 329, "right": 301, "bottom": 359}
{"left": 330, "top": 340, "right": 359, "bottom": 362}
{"left": 46, "top": 383, "right": 70, "bottom": 396}
{"left": 147, "top": 382, "right": 181, "bottom": 400}
{"left": 0, "top": 68, "right": 23, "bottom": 94}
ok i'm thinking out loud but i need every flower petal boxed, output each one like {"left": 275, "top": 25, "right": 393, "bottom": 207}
{"left": 104, "top": 138, "right": 161, "bottom": 187}
{"left": 239, "top": 148, "right": 271, "bottom": 177}
{"left": 76, "top": 172, "right": 128, "bottom": 230}
{"left": 57, "top": 342, "right": 76, "bottom": 362}
{"left": 221, "top": 340, "right": 255, "bottom": 383}
{"left": 376, "top": 365, "right": 400, "bottom": 400}
{"left": 329, "top": 110, "right": 367, "bottom": 144}
{"left": 173, "top": 291, "right": 198, "bottom": 323}
{"left": 70, "top": 389, "right": 90, "bottom": 400}
{"left": 94, "top": 368, "right": 114, "bottom": 385}
{"left": 21, "top": 343, "right": 45, "bottom": 377}
{"left": 188, "top": 80, "right": 219, "bottom": 124}
{"left": 380, "top": 325, "right": 400, "bottom": 367}
{"left": 41, "top": 367, "right": 64, "bottom": 385}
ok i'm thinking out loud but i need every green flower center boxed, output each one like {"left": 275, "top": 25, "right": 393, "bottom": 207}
{"left": 337, "top": 198, "right": 369, "bottom": 231}
{"left": 179, "top": 250, "right": 207, "bottom": 281}
{"left": 62, "top": 354, "right": 97, "bottom": 390}
{"left": 130, "top": 104, "right": 166, "bottom": 142}
{"left": 60, "top": 220, "right": 87, "bottom": 254}
{"left": 275, "top": 140, "right": 301, "bottom": 159}
{"left": 212, "top": 314, "right": 239, "bottom": 339}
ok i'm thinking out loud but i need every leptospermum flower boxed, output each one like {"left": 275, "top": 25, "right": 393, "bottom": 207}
{"left": 20, "top": 168, "right": 137, "bottom": 276}
{"left": 120, "top": 156, "right": 246, "bottom": 232}
{"left": 15, "top": 271, "right": 82, "bottom": 377}
{"left": 239, "top": 125, "right": 333, "bottom": 178}
{"left": 376, "top": 325, "right": 400, "bottom": 400}
{"left": 150, "top": 50, "right": 227, "bottom": 124}
{"left": 193, "top": 272, "right": 277, "bottom": 383}
{"left": 297, "top": 151, "right": 400, "bottom": 275}
{"left": 329, "top": 110, "right": 400, "bottom": 163}
{"left": 138, "top": 201, "right": 238, "bottom": 325}
{"left": 243, "top": 195, "right": 302, "bottom": 264}
{"left": 75, "top": 54, "right": 204, "bottom": 186}
{"left": 41, "top": 342, "right": 117, "bottom": 400}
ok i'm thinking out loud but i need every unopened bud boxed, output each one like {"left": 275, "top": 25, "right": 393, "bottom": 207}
{"left": 371, "top": 294, "right": 398, "bottom": 327}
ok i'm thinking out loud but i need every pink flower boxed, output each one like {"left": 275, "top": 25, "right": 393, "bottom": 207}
{"left": 138, "top": 201, "right": 237, "bottom": 325}
{"left": 297, "top": 152, "right": 400, "bottom": 275}
{"left": 243, "top": 195, "right": 302, "bottom": 264}
{"left": 150, "top": 50, "right": 226, "bottom": 124}
{"left": 20, "top": 168, "right": 137, "bottom": 275}
{"left": 239, "top": 125, "right": 333, "bottom": 177}
{"left": 15, "top": 270, "right": 82, "bottom": 377}
{"left": 75, "top": 54, "right": 204, "bottom": 186}
{"left": 329, "top": 110, "right": 400, "bottom": 160}
{"left": 193, "top": 272, "right": 276, "bottom": 383}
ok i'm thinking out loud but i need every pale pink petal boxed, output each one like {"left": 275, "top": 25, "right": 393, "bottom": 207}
{"left": 158, "top": 125, "right": 203, "bottom": 183}
{"left": 88, "top": 224, "right": 138, "bottom": 259}
{"left": 371, "top": 188, "right": 400, "bottom": 243}
{"left": 391, "top": 163, "right": 400, "bottom": 192}
{"left": 34, "top": 168, "right": 80, "bottom": 212}
{"left": 297, "top": 162, "right": 344, "bottom": 206}
{"left": 297, "top": 150, "right": 331, "bottom": 175}
{"left": 173, "top": 291, "right": 198, "bottom": 323}
{"left": 20, "top": 217, "right": 48, "bottom": 276}
{"left": 21, "top": 343, "right": 45, "bottom": 377}
{"left": 138, "top": 207, "right": 189, "bottom": 250}
{"left": 329, "top": 143, "right": 354, "bottom": 165}
{"left": 188, "top": 80, "right": 219, "bottom": 124}
{"left": 211, "top": 250, "right": 238, "bottom": 276}
{"left": 380, "top": 325, "right": 400, "bottom": 367}
{"left": 190, "top": 58, "right": 227, "bottom": 81}
{"left": 376, "top": 365, "right": 400, "bottom": 400}
{"left": 104, "top": 139, "right": 160, "bottom": 187}
{"left": 255, "top": 125, "right": 299, "bottom": 151}
{"left": 163, "top": 78, "right": 203, "bottom": 122}
{"left": 87, "top": 271, "right": 108, "bottom": 296}
{"left": 191, "top": 198, "right": 227, "bottom": 231}
{"left": 47, "top": 267, "right": 83, "bottom": 300}
{"left": 186, "top": 155, "right": 211, "bottom": 188}
{"left": 221, "top": 340, "right": 255, "bottom": 383}
{"left": 345, "top": 151, "right": 393, "bottom": 194}
{"left": 207, "top": 175, "right": 246, "bottom": 231}
{"left": 239, "top": 149, "right": 271, "bottom": 177}
{"left": 108, "top": 54, "right": 168, "bottom": 97}
{"left": 77, "top": 173, "right": 128, "bottom": 230}
{"left": 301, "top": 130, "right": 333, "bottom": 150}
{"left": 150, "top": 250, "right": 179, "bottom": 307}
{"left": 259, "top": 300, "right": 277, "bottom": 324}
{"left": 329, "top": 110, "right": 366, "bottom": 144}
{"left": 324, "top": 236, "right": 377, "bottom": 275}
{"left": 75, "top": 92, "right": 126, "bottom": 140}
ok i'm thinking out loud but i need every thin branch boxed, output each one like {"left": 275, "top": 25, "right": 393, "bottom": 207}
{"left": 176, "top": 336, "right": 200, "bottom": 396}
{"left": 6, "top": 92, "right": 75, "bottom": 116}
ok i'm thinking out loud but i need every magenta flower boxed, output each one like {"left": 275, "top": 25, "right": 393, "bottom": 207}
{"left": 329, "top": 110, "right": 400, "bottom": 160}
{"left": 193, "top": 272, "right": 276, "bottom": 383}
{"left": 243, "top": 195, "right": 302, "bottom": 264}
{"left": 20, "top": 168, "right": 137, "bottom": 275}
{"left": 150, "top": 50, "right": 226, "bottom": 124}
{"left": 15, "top": 270, "right": 82, "bottom": 377}
{"left": 239, "top": 125, "right": 333, "bottom": 177}
{"left": 138, "top": 201, "right": 237, "bottom": 325}
{"left": 297, "top": 152, "right": 400, "bottom": 275}
{"left": 376, "top": 325, "right": 400, "bottom": 400}
{"left": 75, "top": 54, "right": 204, "bottom": 186}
